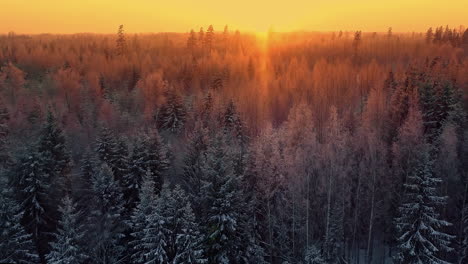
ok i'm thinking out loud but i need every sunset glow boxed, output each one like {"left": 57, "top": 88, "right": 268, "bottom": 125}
{"left": 1, "top": 0, "right": 467, "bottom": 33}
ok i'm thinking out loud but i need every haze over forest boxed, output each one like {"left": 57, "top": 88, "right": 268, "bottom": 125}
{"left": 0, "top": 2, "right": 468, "bottom": 264}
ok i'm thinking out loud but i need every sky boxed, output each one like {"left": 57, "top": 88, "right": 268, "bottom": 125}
{"left": 0, "top": 0, "right": 466, "bottom": 34}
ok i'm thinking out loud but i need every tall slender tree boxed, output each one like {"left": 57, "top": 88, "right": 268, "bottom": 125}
{"left": 0, "top": 188, "right": 39, "bottom": 264}
{"left": 394, "top": 148, "right": 454, "bottom": 264}
{"left": 46, "top": 196, "right": 88, "bottom": 264}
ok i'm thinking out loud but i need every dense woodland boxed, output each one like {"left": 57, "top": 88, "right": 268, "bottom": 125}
{"left": 0, "top": 25, "right": 468, "bottom": 264}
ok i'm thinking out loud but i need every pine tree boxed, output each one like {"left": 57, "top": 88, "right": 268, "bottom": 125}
{"left": 145, "top": 130, "right": 170, "bottom": 191}
{"left": 116, "top": 24, "right": 126, "bottom": 56}
{"left": 124, "top": 131, "right": 170, "bottom": 210}
{"left": 323, "top": 198, "right": 345, "bottom": 262}
{"left": 198, "top": 27, "right": 205, "bottom": 48}
{"left": 129, "top": 171, "right": 158, "bottom": 264}
{"left": 304, "top": 245, "right": 326, "bottom": 264}
{"left": 0, "top": 188, "right": 39, "bottom": 264}
{"left": 200, "top": 134, "right": 245, "bottom": 263}
{"left": 205, "top": 25, "right": 214, "bottom": 53}
{"left": 223, "top": 100, "right": 237, "bottom": 133}
{"left": 187, "top": 29, "right": 198, "bottom": 55}
{"left": 124, "top": 135, "right": 148, "bottom": 209}
{"left": 113, "top": 137, "right": 130, "bottom": 183}
{"left": 10, "top": 147, "right": 51, "bottom": 262}
{"left": 140, "top": 186, "right": 171, "bottom": 263}
{"left": 88, "top": 163, "right": 126, "bottom": 263}
{"left": 38, "top": 110, "right": 71, "bottom": 196}
{"left": 46, "top": 196, "right": 88, "bottom": 264}
{"left": 182, "top": 124, "right": 209, "bottom": 214}
{"left": 460, "top": 201, "right": 468, "bottom": 264}
{"left": 156, "top": 185, "right": 206, "bottom": 263}
{"left": 426, "top": 27, "right": 434, "bottom": 43}
{"left": 157, "top": 88, "right": 187, "bottom": 134}
{"left": 394, "top": 149, "right": 454, "bottom": 264}
{"left": 0, "top": 97, "right": 10, "bottom": 166}
{"left": 95, "top": 126, "right": 117, "bottom": 166}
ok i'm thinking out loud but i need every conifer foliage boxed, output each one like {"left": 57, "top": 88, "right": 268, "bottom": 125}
{"left": 394, "top": 149, "right": 454, "bottom": 264}
{"left": 46, "top": 196, "right": 88, "bottom": 264}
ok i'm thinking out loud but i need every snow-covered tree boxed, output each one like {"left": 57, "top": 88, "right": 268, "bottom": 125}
{"left": 37, "top": 110, "right": 71, "bottom": 180}
{"left": 112, "top": 137, "right": 130, "bottom": 183}
{"left": 95, "top": 126, "right": 118, "bottom": 166}
{"left": 0, "top": 97, "right": 10, "bottom": 166}
{"left": 304, "top": 244, "right": 326, "bottom": 264}
{"left": 200, "top": 134, "right": 245, "bottom": 263}
{"left": 129, "top": 171, "right": 158, "bottom": 264}
{"left": 182, "top": 124, "right": 209, "bottom": 213}
{"left": 10, "top": 147, "right": 50, "bottom": 261}
{"left": 46, "top": 196, "right": 88, "bottom": 264}
{"left": 0, "top": 188, "right": 39, "bottom": 264}
{"left": 163, "top": 185, "right": 205, "bottom": 264}
{"left": 131, "top": 181, "right": 205, "bottom": 264}
{"left": 394, "top": 148, "right": 454, "bottom": 264}
{"left": 157, "top": 88, "right": 187, "bottom": 134}
{"left": 87, "top": 163, "right": 126, "bottom": 263}
{"left": 145, "top": 130, "right": 170, "bottom": 191}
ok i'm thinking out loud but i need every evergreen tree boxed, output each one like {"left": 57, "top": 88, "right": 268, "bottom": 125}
{"left": 205, "top": 25, "right": 214, "bottom": 53}
{"left": 304, "top": 245, "right": 326, "bottom": 264}
{"left": 145, "top": 130, "right": 170, "bottom": 191}
{"left": 116, "top": 24, "right": 126, "bottom": 56}
{"left": 0, "top": 188, "right": 39, "bottom": 264}
{"left": 129, "top": 171, "right": 158, "bottom": 264}
{"left": 46, "top": 196, "right": 88, "bottom": 264}
{"left": 163, "top": 185, "right": 205, "bottom": 263}
{"left": 10, "top": 147, "right": 51, "bottom": 262}
{"left": 157, "top": 88, "right": 187, "bottom": 134}
{"left": 394, "top": 149, "right": 454, "bottom": 264}
{"left": 0, "top": 97, "right": 10, "bottom": 166}
{"left": 124, "top": 135, "right": 148, "bottom": 210}
{"left": 124, "top": 131, "right": 170, "bottom": 210}
{"left": 113, "top": 137, "right": 130, "bottom": 183}
{"left": 426, "top": 27, "right": 434, "bottom": 43}
{"left": 182, "top": 124, "right": 209, "bottom": 214}
{"left": 323, "top": 198, "right": 344, "bottom": 262}
{"left": 198, "top": 27, "right": 205, "bottom": 48}
{"left": 187, "top": 29, "right": 198, "bottom": 54}
{"left": 88, "top": 163, "right": 126, "bottom": 263}
{"left": 95, "top": 126, "right": 117, "bottom": 166}
{"left": 200, "top": 134, "right": 245, "bottom": 263}
{"left": 38, "top": 110, "right": 71, "bottom": 195}
{"left": 460, "top": 202, "right": 468, "bottom": 264}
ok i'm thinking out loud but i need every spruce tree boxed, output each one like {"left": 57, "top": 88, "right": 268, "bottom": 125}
{"left": 88, "top": 163, "right": 126, "bottom": 263}
{"left": 113, "top": 137, "right": 130, "bottom": 183}
{"left": 129, "top": 171, "right": 158, "bottom": 264}
{"left": 182, "top": 124, "right": 209, "bottom": 213}
{"left": 200, "top": 134, "right": 245, "bottom": 263}
{"left": 187, "top": 29, "right": 198, "bottom": 55}
{"left": 124, "top": 135, "right": 148, "bottom": 210}
{"left": 0, "top": 97, "right": 10, "bottom": 166}
{"left": 164, "top": 185, "right": 205, "bottom": 263}
{"left": 46, "top": 196, "right": 88, "bottom": 264}
{"left": 145, "top": 130, "right": 170, "bottom": 191}
{"left": 95, "top": 126, "right": 117, "bottom": 166}
{"left": 205, "top": 25, "right": 214, "bottom": 53}
{"left": 304, "top": 245, "right": 326, "bottom": 264}
{"left": 38, "top": 110, "right": 71, "bottom": 196}
{"left": 10, "top": 147, "right": 51, "bottom": 261}
{"left": 394, "top": 149, "right": 454, "bottom": 264}
{"left": 157, "top": 88, "right": 187, "bottom": 134}
{"left": 0, "top": 188, "right": 39, "bottom": 264}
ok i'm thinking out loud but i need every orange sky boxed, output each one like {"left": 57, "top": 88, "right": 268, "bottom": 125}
{"left": 0, "top": 0, "right": 466, "bottom": 34}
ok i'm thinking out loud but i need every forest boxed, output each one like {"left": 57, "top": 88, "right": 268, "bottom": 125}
{"left": 0, "top": 25, "right": 468, "bottom": 264}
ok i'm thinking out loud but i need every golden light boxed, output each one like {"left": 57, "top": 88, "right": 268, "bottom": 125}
{"left": 0, "top": 0, "right": 466, "bottom": 33}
